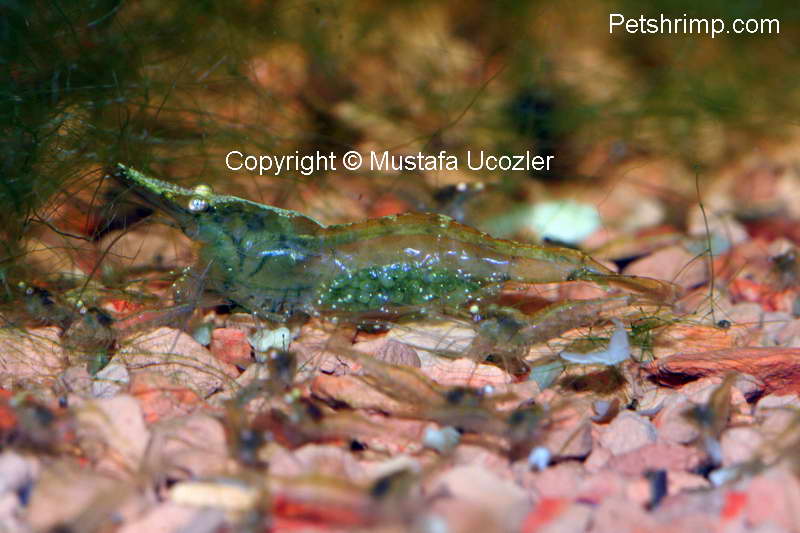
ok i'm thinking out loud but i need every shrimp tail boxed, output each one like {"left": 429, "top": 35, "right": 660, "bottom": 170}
{"left": 503, "top": 245, "right": 680, "bottom": 304}
{"left": 578, "top": 272, "right": 682, "bottom": 305}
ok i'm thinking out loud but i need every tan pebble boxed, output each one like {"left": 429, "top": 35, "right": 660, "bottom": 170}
{"left": 542, "top": 406, "right": 593, "bottom": 459}
{"left": 587, "top": 493, "right": 653, "bottom": 531}
{"left": 653, "top": 394, "right": 699, "bottom": 444}
{"left": 147, "top": 414, "right": 230, "bottom": 479}
{"left": 743, "top": 467, "right": 800, "bottom": 530}
{"left": 428, "top": 498, "right": 503, "bottom": 533}
{"left": 76, "top": 394, "right": 149, "bottom": 471}
{"left": 170, "top": 480, "right": 259, "bottom": 511}
{"left": 525, "top": 462, "right": 585, "bottom": 499}
{"left": 428, "top": 466, "right": 529, "bottom": 530}
{"left": 757, "top": 393, "right": 800, "bottom": 410}
{"left": 776, "top": 319, "right": 800, "bottom": 347}
{"left": 599, "top": 411, "right": 657, "bottom": 455}
{"left": 577, "top": 471, "right": 629, "bottom": 504}
{"left": 667, "top": 471, "right": 709, "bottom": 494}
{"left": 624, "top": 477, "right": 651, "bottom": 507}
{"left": 58, "top": 365, "right": 93, "bottom": 397}
{"left": 421, "top": 357, "right": 514, "bottom": 387}
{"left": 727, "top": 302, "right": 764, "bottom": 326}
{"left": 0, "top": 327, "right": 65, "bottom": 389}
{"left": 607, "top": 442, "right": 703, "bottom": 475}
{"left": 119, "top": 327, "right": 238, "bottom": 397}
{"left": 269, "top": 444, "right": 366, "bottom": 482}
{"left": 375, "top": 339, "right": 421, "bottom": 367}
{"left": 721, "top": 427, "right": 764, "bottom": 466}
{"left": 623, "top": 245, "right": 708, "bottom": 290}
{"left": 584, "top": 443, "right": 613, "bottom": 473}
{"left": 117, "top": 502, "right": 213, "bottom": 533}
{"left": 452, "top": 445, "right": 513, "bottom": 480}
{"left": 27, "top": 461, "right": 135, "bottom": 530}
{"left": 757, "top": 408, "right": 796, "bottom": 440}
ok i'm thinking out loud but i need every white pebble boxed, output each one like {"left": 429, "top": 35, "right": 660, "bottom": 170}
{"left": 422, "top": 426, "right": 460, "bottom": 453}
{"left": 709, "top": 465, "right": 741, "bottom": 487}
{"left": 248, "top": 327, "right": 291, "bottom": 361}
{"left": 704, "top": 435, "right": 724, "bottom": 466}
{"left": 0, "top": 452, "right": 37, "bottom": 495}
{"left": 418, "top": 513, "right": 449, "bottom": 533}
{"left": 170, "top": 479, "right": 259, "bottom": 510}
{"left": 528, "top": 446, "right": 551, "bottom": 471}
{"left": 527, "top": 200, "right": 600, "bottom": 244}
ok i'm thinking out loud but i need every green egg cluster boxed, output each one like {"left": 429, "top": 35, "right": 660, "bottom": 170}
{"left": 315, "top": 262, "right": 485, "bottom": 312}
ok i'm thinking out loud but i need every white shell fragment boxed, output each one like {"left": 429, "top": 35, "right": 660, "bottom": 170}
{"left": 560, "top": 318, "right": 631, "bottom": 365}
{"left": 422, "top": 426, "right": 461, "bottom": 454}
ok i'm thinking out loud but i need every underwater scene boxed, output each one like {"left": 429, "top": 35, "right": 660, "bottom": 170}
{"left": 2, "top": 1, "right": 800, "bottom": 531}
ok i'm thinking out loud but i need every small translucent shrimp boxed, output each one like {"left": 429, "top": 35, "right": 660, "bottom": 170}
{"left": 111, "top": 164, "right": 679, "bottom": 324}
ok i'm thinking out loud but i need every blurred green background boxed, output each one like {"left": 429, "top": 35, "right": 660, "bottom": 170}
{"left": 2, "top": 0, "right": 799, "bottom": 275}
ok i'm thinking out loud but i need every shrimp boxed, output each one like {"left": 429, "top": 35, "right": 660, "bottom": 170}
{"left": 111, "top": 164, "right": 679, "bottom": 325}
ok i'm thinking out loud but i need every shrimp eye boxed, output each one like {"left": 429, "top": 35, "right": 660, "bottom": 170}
{"left": 188, "top": 184, "right": 213, "bottom": 212}
{"left": 187, "top": 197, "right": 210, "bottom": 212}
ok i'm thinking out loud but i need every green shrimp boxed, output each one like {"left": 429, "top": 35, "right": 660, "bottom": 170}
{"left": 111, "top": 164, "right": 678, "bottom": 321}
